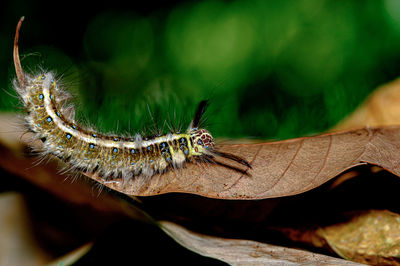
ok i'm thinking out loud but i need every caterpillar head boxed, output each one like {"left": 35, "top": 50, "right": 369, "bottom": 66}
{"left": 189, "top": 128, "right": 215, "bottom": 155}
{"left": 187, "top": 101, "right": 251, "bottom": 170}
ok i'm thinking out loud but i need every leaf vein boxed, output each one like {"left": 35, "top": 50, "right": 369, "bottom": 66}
{"left": 266, "top": 139, "right": 304, "bottom": 194}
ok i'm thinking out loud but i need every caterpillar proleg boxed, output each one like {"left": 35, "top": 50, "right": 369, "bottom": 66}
{"left": 12, "top": 17, "right": 251, "bottom": 184}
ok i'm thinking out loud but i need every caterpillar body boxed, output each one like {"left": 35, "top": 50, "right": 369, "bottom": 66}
{"left": 12, "top": 17, "right": 251, "bottom": 185}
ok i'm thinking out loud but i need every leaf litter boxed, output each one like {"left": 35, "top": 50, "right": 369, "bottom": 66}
{"left": 3, "top": 78, "right": 400, "bottom": 264}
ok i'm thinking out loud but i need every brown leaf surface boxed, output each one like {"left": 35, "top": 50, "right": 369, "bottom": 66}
{"left": 325, "top": 78, "right": 400, "bottom": 186}
{"left": 323, "top": 210, "right": 400, "bottom": 265}
{"left": 160, "top": 220, "right": 363, "bottom": 265}
{"left": 95, "top": 125, "right": 400, "bottom": 199}
{"left": 277, "top": 210, "right": 400, "bottom": 265}
{"left": 2, "top": 113, "right": 400, "bottom": 200}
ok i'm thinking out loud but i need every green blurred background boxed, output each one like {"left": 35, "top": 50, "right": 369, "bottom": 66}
{"left": 2, "top": 0, "right": 400, "bottom": 140}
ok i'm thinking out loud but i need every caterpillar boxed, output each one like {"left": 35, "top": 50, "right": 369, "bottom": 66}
{"left": 12, "top": 17, "right": 251, "bottom": 186}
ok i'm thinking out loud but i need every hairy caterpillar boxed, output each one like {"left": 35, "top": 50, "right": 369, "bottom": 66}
{"left": 12, "top": 17, "right": 251, "bottom": 185}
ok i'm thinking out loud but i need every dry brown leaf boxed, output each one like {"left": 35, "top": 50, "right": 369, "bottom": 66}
{"left": 326, "top": 78, "right": 400, "bottom": 187}
{"left": 322, "top": 210, "right": 400, "bottom": 265}
{"left": 92, "top": 125, "right": 400, "bottom": 199}
{"left": 277, "top": 210, "right": 400, "bottom": 265}
{"left": 2, "top": 114, "right": 400, "bottom": 200}
{"left": 160, "top": 220, "right": 363, "bottom": 265}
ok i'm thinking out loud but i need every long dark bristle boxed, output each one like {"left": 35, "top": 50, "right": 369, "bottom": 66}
{"left": 191, "top": 100, "right": 209, "bottom": 128}
{"left": 204, "top": 155, "right": 251, "bottom": 176}
{"left": 211, "top": 150, "right": 252, "bottom": 169}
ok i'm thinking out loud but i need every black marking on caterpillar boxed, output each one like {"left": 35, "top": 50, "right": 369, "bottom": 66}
{"left": 12, "top": 17, "right": 251, "bottom": 184}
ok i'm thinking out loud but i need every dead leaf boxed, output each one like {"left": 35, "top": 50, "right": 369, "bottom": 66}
{"left": 276, "top": 210, "right": 400, "bottom": 265}
{"left": 160, "top": 220, "right": 363, "bottom": 265}
{"left": 2, "top": 114, "right": 400, "bottom": 200}
{"left": 322, "top": 210, "right": 400, "bottom": 265}
{"left": 326, "top": 78, "right": 400, "bottom": 187}
{"left": 91, "top": 126, "right": 400, "bottom": 200}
